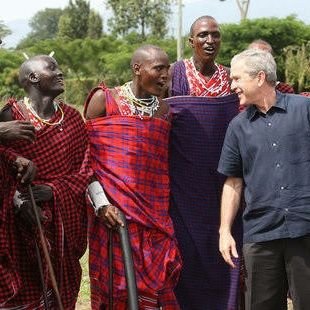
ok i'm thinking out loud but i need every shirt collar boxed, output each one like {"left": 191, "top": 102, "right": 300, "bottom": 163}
{"left": 246, "top": 91, "right": 287, "bottom": 120}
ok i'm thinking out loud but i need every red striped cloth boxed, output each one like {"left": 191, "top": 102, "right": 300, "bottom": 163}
{"left": 85, "top": 86, "right": 182, "bottom": 309}
{"left": 0, "top": 99, "right": 92, "bottom": 309}
{"left": 183, "top": 58, "right": 231, "bottom": 96}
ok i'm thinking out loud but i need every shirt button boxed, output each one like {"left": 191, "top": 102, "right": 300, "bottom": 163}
{"left": 272, "top": 142, "right": 277, "bottom": 147}
{"left": 280, "top": 186, "right": 285, "bottom": 190}
{"left": 285, "top": 208, "right": 288, "bottom": 212}
{"left": 268, "top": 122, "right": 272, "bottom": 126}
{"left": 276, "top": 163, "right": 280, "bottom": 168}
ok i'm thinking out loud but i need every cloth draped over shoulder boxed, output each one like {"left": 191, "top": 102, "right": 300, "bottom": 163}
{"left": 0, "top": 99, "right": 92, "bottom": 309}
{"left": 166, "top": 94, "right": 243, "bottom": 310}
{"left": 171, "top": 59, "right": 231, "bottom": 97}
{"left": 85, "top": 84, "right": 182, "bottom": 309}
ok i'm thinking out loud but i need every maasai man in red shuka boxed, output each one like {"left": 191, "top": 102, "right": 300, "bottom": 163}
{"left": 168, "top": 16, "right": 243, "bottom": 310}
{"left": 84, "top": 45, "right": 182, "bottom": 310}
{"left": 0, "top": 55, "right": 92, "bottom": 309}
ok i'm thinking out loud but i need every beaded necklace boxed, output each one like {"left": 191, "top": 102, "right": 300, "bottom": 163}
{"left": 24, "top": 97, "right": 64, "bottom": 128}
{"left": 120, "top": 82, "right": 159, "bottom": 117}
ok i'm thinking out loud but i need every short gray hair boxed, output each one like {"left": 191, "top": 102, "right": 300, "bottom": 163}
{"left": 231, "top": 49, "right": 277, "bottom": 85}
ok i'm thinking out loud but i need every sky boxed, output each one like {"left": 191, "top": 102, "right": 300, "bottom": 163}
{"left": 1, "top": 0, "right": 310, "bottom": 47}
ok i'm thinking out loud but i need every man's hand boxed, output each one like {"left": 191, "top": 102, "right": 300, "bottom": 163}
{"left": 20, "top": 184, "right": 53, "bottom": 203}
{"left": 98, "top": 205, "right": 124, "bottom": 229}
{"left": 219, "top": 230, "right": 239, "bottom": 268}
{"left": 0, "top": 121, "right": 35, "bottom": 143}
{"left": 13, "top": 157, "right": 37, "bottom": 184}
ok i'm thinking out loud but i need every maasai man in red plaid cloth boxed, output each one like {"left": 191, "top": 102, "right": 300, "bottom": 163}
{"left": 84, "top": 45, "right": 182, "bottom": 310}
{"left": 248, "top": 39, "right": 295, "bottom": 94}
{"left": 0, "top": 55, "right": 92, "bottom": 309}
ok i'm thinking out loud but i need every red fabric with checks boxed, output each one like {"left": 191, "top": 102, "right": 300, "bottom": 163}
{"left": 300, "top": 92, "right": 310, "bottom": 97}
{"left": 276, "top": 81, "right": 295, "bottom": 93}
{"left": 183, "top": 59, "right": 231, "bottom": 97}
{"left": 85, "top": 86, "right": 182, "bottom": 309}
{"left": 0, "top": 99, "right": 92, "bottom": 309}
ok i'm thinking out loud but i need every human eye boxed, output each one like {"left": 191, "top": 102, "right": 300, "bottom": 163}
{"left": 212, "top": 32, "right": 221, "bottom": 39}
{"left": 197, "top": 31, "right": 207, "bottom": 38}
{"left": 154, "top": 65, "right": 164, "bottom": 72}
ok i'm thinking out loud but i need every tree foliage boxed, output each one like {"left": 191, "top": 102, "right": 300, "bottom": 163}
{"left": 87, "top": 10, "right": 103, "bottom": 39}
{"left": 28, "top": 8, "right": 64, "bottom": 40}
{"left": 0, "top": 20, "right": 12, "bottom": 42}
{"left": 106, "top": 0, "right": 171, "bottom": 39}
{"left": 218, "top": 16, "right": 310, "bottom": 83}
{"left": 58, "top": 0, "right": 91, "bottom": 39}
{"left": 284, "top": 42, "right": 310, "bottom": 92}
{"left": 18, "top": 0, "right": 103, "bottom": 46}
{"left": 1, "top": 17, "right": 310, "bottom": 106}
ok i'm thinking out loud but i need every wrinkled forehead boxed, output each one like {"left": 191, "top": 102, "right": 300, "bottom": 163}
{"left": 191, "top": 18, "right": 220, "bottom": 35}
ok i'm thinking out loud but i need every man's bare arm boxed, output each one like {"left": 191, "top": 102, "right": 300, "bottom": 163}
{"left": 219, "top": 176, "right": 243, "bottom": 268}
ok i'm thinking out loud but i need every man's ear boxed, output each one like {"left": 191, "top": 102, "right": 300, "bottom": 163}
{"left": 188, "top": 36, "right": 194, "bottom": 48}
{"left": 133, "top": 63, "right": 141, "bottom": 76}
{"left": 257, "top": 71, "right": 266, "bottom": 87}
{"left": 28, "top": 72, "right": 39, "bottom": 83}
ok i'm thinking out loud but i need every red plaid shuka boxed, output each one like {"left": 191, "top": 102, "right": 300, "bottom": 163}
{"left": 0, "top": 99, "right": 92, "bottom": 309}
{"left": 300, "top": 92, "right": 310, "bottom": 97}
{"left": 183, "top": 58, "right": 231, "bottom": 97}
{"left": 85, "top": 85, "right": 182, "bottom": 309}
{"left": 276, "top": 81, "right": 295, "bottom": 93}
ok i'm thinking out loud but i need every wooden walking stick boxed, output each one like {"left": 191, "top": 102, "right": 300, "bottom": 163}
{"left": 35, "top": 240, "right": 49, "bottom": 309}
{"left": 118, "top": 211, "right": 138, "bottom": 310}
{"left": 28, "top": 184, "right": 64, "bottom": 310}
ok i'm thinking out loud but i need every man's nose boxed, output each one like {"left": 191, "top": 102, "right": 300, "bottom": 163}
{"left": 206, "top": 34, "right": 215, "bottom": 43}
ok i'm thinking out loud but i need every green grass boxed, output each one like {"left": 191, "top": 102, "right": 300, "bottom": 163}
{"left": 76, "top": 249, "right": 91, "bottom": 309}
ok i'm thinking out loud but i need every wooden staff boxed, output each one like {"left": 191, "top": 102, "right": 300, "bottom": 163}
{"left": 118, "top": 211, "right": 138, "bottom": 310}
{"left": 28, "top": 184, "right": 64, "bottom": 310}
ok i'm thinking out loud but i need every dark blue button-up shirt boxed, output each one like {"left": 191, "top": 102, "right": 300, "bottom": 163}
{"left": 218, "top": 92, "right": 310, "bottom": 243}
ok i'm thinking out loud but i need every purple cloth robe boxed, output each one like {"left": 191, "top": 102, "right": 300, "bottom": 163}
{"left": 166, "top": 93, "right": 243, "bottom": 310}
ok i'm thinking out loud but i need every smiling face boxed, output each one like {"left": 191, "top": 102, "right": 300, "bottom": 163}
{"left": 35, "top": 56, "right": 64, "bottom": 97}
{"left": 20, "top": 55, "right": 65, "bottom": 98}
{"left": 230, "top": 60, "right": 261, "bottom": 107}
{"left": 189, "top": 17, "right": 221, "bottom": 63}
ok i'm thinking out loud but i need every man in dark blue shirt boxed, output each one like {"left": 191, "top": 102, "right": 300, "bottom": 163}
{"left": 218, "top": 48, "right": 310, "bottom": 310}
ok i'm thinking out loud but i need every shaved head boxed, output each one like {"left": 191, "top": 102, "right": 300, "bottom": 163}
{"left": 19, "top": 55, "right": 54, "bottom": 88}
{"left": 130, "top": 45, "right": 168, "bottom": 69}
{"left": 189, "top": 15, "right": 218, "bottom": 36}
{"left": 248, "top": 39, "right": 273, "bottom": 54}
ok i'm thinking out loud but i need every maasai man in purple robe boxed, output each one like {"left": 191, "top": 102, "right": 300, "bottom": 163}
{"left": 167, "top": 15, "right": 243, "bottom": 310}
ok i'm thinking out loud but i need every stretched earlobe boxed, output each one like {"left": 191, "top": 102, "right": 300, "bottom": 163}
{"left": 133, "top": 63, "right": 141, "bottom": 76}
{"left": 28, "top": 72, "right": 39, "bottom": 83}
{"left": 188, "top": 37, "right": 194, "bottom": 48}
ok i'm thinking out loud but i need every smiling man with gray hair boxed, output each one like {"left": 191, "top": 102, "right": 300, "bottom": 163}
{"left": 218, "top": 48, "right": 310, "bottom": 310}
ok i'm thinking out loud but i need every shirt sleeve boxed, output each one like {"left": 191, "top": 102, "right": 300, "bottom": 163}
{"left": 217, "top": 121, "right": 243, "bottom": 177}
